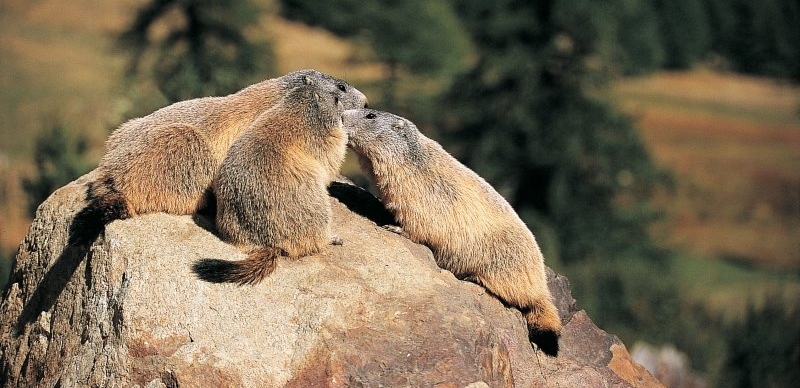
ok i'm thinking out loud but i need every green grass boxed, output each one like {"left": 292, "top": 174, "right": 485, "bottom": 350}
{"left": 672, "top": 254, "right": 800, "bottom": 319}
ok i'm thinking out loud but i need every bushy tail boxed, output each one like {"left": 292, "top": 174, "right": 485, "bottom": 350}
{"left": 68, "top": 184, "right": 132, "bottom": 246}
{"left": 192, "top": 247, "right": 283, "bottom": 286}
{"left": 525, "top": 301, "right": 562, "bottom": 357}
{"left": 474, "top": 272, "right": 562, "bottom": 356}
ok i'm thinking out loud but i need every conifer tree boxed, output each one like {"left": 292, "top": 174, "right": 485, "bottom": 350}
{"left": 652, "top": 0, "right": 711, "bottom": 68}
{"left": 440, "top": 0, "right": 667, "bottom": 265}
{"left": 280, "top": 0, "right": 470, "bottom": 109}
{"left": 716, "top": 296, "right": 800, "bottom": 388}
{"left": 119, "top": 0, "right": 273, "bottom": 102}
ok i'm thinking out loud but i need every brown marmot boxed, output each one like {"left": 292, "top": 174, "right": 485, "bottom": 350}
{"left": 191, "top": 79, "right": 347, "bottom": 285}
{"left": 69, "top": 69, "right": 367, "bottom": 246}
{"left": 342, "top": 109, "right": 562, "bottom": 356}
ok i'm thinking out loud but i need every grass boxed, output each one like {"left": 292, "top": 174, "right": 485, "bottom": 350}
{"left": 612, "top": 69, "right": 800, "bottom": 271}
{"left": 614, "top": 69, "right": 800, "bottom": 117}
{"left": 672, "top": 254, "right": 800, "bottom": 320}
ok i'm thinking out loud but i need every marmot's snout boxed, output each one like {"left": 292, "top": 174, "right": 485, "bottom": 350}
{"left": 342, "top": 109, "right": 359, "bottom": 124}
{"left": 342, "top": 109, "right": 376, "bottom": 133}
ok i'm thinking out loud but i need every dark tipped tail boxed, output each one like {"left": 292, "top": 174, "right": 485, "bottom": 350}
{"left": 192, "top": 247, "right": 283, "bottom": 286}
{"left": 529, "top": 327, "right": 560, "bottom": 357}
{"left": 68, "top": 190, "right": 131, "bottom": 246}
{"left": 525, "top": 302, "right": 562, "bottom": 357}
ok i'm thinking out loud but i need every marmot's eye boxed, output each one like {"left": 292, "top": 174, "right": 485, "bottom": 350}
{"left": 337, "top": 84, "right": 347, "bottom": 92}
{"left": 366, "top": 113, "right": 376, "bottom": 119}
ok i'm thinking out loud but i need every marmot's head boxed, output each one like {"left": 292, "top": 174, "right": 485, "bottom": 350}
{"left": 283, "top": 69, "right": 369, "bottom": 110}
{"left": 342, "top": 109, "right": 423, "bottom": 165}
{"left": 284, "top": 82, "right": 344, "bottom": 136}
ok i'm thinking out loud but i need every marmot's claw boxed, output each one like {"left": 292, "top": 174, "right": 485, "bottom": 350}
{"left": 382, "top": 225, "right": 403, "bottom": 234}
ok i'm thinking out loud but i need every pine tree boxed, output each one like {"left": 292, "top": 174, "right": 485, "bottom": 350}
{"left": 440, "top": 0, "right": 667, "bottom": 265}
{"left": 714, "top": 0, "right": 800, "bottom": 80}
{"left": 652, "top": 0, "right": 711, "bottom": 68}
{"left": 279, "top": 0, "right": 470, "bottom": 109}
{"left": 716, "top": 296, "right": 800, "bottom": 388}
{"left": 119, "top": 0, "right": 274, "bottom": 102}
{"left": 613, "top": 0, "right": 665, "bottom": 74}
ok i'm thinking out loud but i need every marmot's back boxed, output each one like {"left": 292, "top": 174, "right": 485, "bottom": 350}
{"left": 69, "top": 70, "right": 365, "bottom": 247}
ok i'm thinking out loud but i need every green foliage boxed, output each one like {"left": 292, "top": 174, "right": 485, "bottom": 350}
{"left": 440, "top": 0, "right": 668, "bottom": 265}
{"left": 569, "top": 257, "right": 678, "bottom": 337}
{"left": 279, "top": 0, "right": 471, "bottom": 107}
{"left": 706, "top": 0, "right": 800, "bottom": 80}
{"left": 21, "top": 123, "right": 92, "bottom": 218}
{"left": 612, "top": 0, "right": 666, "bottom": 74}
{"left": 280, "top": 0, "right": 469, "bottom": 76}
{"left": 119, "top": 0, "right": 274, "bottom": 102}
{"left": 715, "top": 296, "right": 800, "bottom": 388}
{"left": 652, "top": 0, "right": 712, "bottom": 68}
{"left": 0, "top": 249, "right": 12, "bottom": 293}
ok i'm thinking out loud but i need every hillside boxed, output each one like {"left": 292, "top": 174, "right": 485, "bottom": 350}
{"left": 613, "top": 70, "right": 800, "bottom": 271}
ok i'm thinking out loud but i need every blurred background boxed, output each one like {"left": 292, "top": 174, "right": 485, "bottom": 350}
{"left": 1, "top": 0, "right": 798, "bottom": 386}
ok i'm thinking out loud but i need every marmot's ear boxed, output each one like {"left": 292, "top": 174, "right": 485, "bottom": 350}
{"left": 392, "top": 120, "right": 405, "bottom": 131}
{"left": 303, "top": 75, "right": 316, "bottom": 86}
{"left": 313, "top": 92, "right": 321, "bottom": 102}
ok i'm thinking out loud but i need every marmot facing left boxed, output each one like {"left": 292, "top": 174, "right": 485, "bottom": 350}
{"left": 69, "top": 70, "right": 366, "bottom": 246}
{"left": 342, "top": 109, "right": 562, "bottom": 356}
{"left": 192, "top": 79, "right": 347, "bottom": 285}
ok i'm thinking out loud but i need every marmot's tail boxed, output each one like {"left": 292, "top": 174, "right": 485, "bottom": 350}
{"left": 68, "top": 185, "right": 132, "bottom": 246}
{"left": 525, "top": 301, "right": 562, "bottom": 357}
{"left": 192, "top": 247, "right": 283, "bottom": 286}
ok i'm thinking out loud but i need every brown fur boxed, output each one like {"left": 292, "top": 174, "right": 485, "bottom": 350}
{"left": 69, "top": 70, "right": 367, "bottom": 246}
{"left": 192, "top": 80, "right": 347, "bottom": 285}
{"left": 343, "top": 109, "right": 562, "bottom": 356}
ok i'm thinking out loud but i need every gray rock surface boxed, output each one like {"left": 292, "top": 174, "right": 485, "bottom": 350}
{"left": 0, "top": 171, "right": 664, "bottom": 387}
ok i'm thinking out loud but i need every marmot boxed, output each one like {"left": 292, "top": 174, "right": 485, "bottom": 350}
{"left": 69, "top": 69, "right": 367, "bottom": 246}
{"left": 342, "top": 109, "right": 562, "bottom": 356}
{"left": 191, "top": 80, "right": 347, "bottom": 285}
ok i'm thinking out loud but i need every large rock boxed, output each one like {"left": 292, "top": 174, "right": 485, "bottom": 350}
{"left": 0, "top": 171, "right": 663, "bottom": 387}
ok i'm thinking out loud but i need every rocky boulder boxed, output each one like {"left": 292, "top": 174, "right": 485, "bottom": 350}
{"left": 0, "top": 171, "right": 664, "bottom": 387}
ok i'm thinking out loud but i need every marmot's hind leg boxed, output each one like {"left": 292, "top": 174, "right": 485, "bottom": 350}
{"left": 114, "top": 123, "right": 217, "bottom": 216}
{"left": 68, "top": 177, "right": 133, "bottom": 246}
